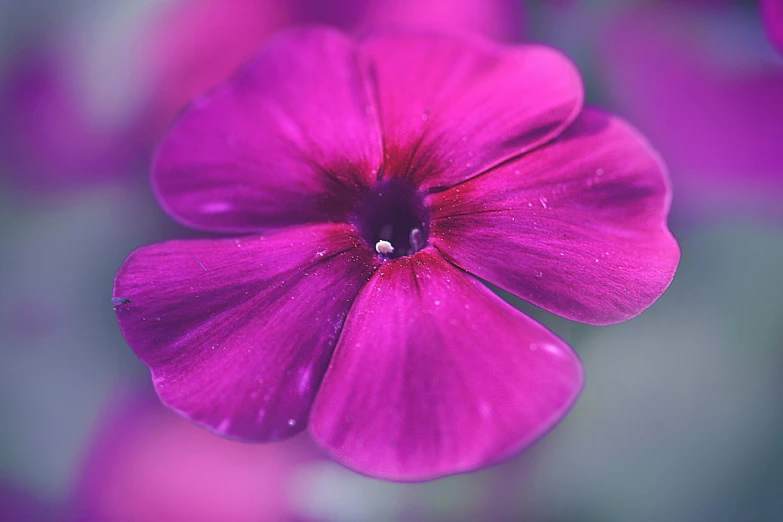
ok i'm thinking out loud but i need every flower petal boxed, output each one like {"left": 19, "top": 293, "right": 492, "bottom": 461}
{"left": 309, "top": 250, "right": 584, "bottom": 481}
{"left": 152, "top": 27, "right": 383, "bottom": 232}
{"left": 360, "top": 32, "right": 582, "bottom": 190}
{"left": 762, "top": 0, "right": 783, "bottom": 54}
{"left": 113, "top": 223, "right": 378, "bottom": 441}
{"left": 429, "top": 108, "right": 679, "bottom": 325}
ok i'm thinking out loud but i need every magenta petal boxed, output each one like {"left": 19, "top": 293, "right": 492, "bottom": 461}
{"left": 430, "top": 108, "right": 679, "bottom": 325}
{"left": 113, "top": 223, "right": 378, "bottom": 441}
{"left": 360, "top": 32, "right": 583, "bottom": 190}
{"left": 152, "top": 27, "right": 383, "bottom": 232}
{"left": 762, "top": 0, "right": 783, "bottom": 54}
{"left": 309, "top": 251, "right": 584, "bottom": 481}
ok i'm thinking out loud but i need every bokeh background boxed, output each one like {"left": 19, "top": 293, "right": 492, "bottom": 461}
{"left": 2, "top": 0, "right": 782, "bottom": 520}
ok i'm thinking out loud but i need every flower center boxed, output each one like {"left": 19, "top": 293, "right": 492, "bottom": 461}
{"left": 353, "top": 180, "right": 430, "bottom": 259}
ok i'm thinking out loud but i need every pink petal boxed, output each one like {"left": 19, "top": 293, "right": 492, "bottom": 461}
{"left": 152, "top": 27, "right": 383, "bottom": 232}
{"left": 113, "top": 223, "right": 378, "bottom": 441}
{"left": 356, "top": 0, "right": 525, "bottom": 42}
{"left": 429, "top": 108, "right": 679, "bottom": 326}
{"left": 360, "top": 32, "right": 583, "bottom": 191}
{"left": 309, "top": 250, "right": 584, "bottom": 481}
{"left": 762, "top": 0, "right": 783, "bottom": 54}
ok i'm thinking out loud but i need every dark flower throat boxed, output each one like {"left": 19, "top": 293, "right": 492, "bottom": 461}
{"left": 353, "top": 180, "right": 430, "bottom": 259}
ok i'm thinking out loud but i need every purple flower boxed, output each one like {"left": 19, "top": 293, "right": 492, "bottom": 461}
{"left": 113, "top": 28, "right": 679, "bottom": 481}
{"left": 0, "top": 44, "right": 144, "bottom": 192}
{"left": 762, "top": 0, "right": 783, "bottom": 54}
{"left": 597, "top": 3, "right": 783, "bottom": 221}
{"left": 72, "top": 388, "right": 318, "bottom": 521}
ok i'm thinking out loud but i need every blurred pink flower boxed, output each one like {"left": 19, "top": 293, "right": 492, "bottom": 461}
{"left": 0, "top": 45, "right": 144, "bottom": 192}
{"left": 72, "top": 389, "right": 317, "bottom": 521}
{"left": 762, "top": 0, "right": 783, "bottom": 53}
{"left": 1, "top": 0, "right": 523, "bottom": 193}
{"left": 597, "top": 4, "right": 783, "bottom": 220}
{"left": 113, "top": 28, "right": 679, "bottom": 481}
{"left": 136, "top": 0, "right": 293, "bottom": 146}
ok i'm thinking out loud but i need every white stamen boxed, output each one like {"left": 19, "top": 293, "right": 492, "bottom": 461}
{"left": 409, "top": 228, "right": 424, "bottom": 252}
{"left": 375, "top": 240, "right": 395, "bottom": 255}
